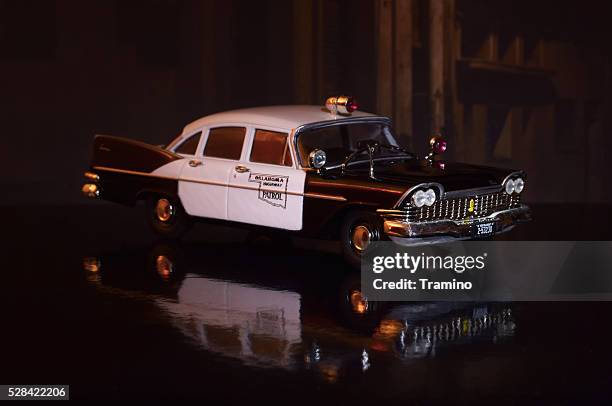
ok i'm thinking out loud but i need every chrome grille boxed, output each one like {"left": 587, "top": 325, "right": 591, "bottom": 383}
{"left": 406, "top": 191, "right": 520, "bottom": 222}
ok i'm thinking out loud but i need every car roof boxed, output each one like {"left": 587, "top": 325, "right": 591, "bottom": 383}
{"left": 182, "top": 105, "right": 381, "bottom": 134}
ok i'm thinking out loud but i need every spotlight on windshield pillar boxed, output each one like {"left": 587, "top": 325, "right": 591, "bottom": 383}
{"left": 309, "top": 149, "right": 327, "bottom": 169}
{"left": 325, "top": 95, "right": 358, "bottom": 116}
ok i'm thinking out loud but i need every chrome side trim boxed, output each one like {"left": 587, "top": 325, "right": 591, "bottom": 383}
{"left": 92, "top": 165, "right": 347, "bottom": 202}
{"left": 84, "top": 171, "right": 100, "bottom": 181}
{"left": 93, "top": 166, "right": 175, "bottom": 180}
{"left": 303, "top": 193, "right": 347, "bottom": 202}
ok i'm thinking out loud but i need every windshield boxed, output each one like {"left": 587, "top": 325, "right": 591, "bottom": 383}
{"left": 297, "top": 122, "right": 407, "bottom": 167}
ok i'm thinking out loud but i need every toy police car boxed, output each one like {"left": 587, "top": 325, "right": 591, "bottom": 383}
{"left": 83, "top": 96, "right": 531, "bottom": 267}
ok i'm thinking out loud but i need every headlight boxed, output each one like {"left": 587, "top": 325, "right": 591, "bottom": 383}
{"left": 504, "top": 179, "right": 515, "bottom": 194}
{"left": 424, "top": 189, "right": 436, "bottom": 206}
{"left": 412, "top": 188, "right": 436, "bottom": 207}
{"left": 412, "top": 190, "right": 427, "bottom": 207}
{"left": 514, "top": 177, "right": 524, "bottom": 193}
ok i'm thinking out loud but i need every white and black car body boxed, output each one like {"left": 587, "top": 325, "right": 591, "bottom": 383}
{"left": 83, "top": 101, "right": 531, "bottom": 266}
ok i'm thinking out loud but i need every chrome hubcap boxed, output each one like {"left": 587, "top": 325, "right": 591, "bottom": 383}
{"left": 351, "top": 225, "right": 372, "bottom": 252}
{"left": 155, "top": 198, "right": 174, "bottom": 222}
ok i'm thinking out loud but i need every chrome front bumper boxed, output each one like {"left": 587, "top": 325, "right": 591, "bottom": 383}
{"left": 381, "top": 205, "right": 531, "bottom": 245}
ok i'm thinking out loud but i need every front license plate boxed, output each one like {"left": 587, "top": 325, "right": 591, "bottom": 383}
{"left": 474, "top": 222, "right": 495, "bottom": 237}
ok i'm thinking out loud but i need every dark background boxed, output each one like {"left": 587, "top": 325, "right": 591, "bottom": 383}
{"left": 1, "top": 0, "right": 612, "bottom": 204}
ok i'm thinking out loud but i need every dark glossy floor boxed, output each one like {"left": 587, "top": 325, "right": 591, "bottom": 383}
{"left": 2, "top": 203, "right": 612, "bottom": 402}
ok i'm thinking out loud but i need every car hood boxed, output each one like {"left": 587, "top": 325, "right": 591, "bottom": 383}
{"left": 331, "top": 159, "right": 519, "bottom": 192}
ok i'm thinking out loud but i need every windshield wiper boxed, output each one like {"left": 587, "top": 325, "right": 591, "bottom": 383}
{"left": 340, "top": 141, "right": 414, "bottom": 179}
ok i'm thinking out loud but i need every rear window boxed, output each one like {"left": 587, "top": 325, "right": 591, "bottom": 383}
{"left": 204, "top": 127, "right": 246, "bottom": 160}
{"left": 250, "top": 129, "right": 292, "bottom": 167}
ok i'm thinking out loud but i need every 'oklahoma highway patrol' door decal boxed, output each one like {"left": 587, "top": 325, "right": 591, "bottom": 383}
{"left": 248, "top": 173, "right": 289, "bottom": 208}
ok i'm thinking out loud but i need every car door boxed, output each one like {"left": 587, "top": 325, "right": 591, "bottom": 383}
{"left": 178, "top": 126, "right": 247, "bottom": 220}
{"left": 227, "top": 127, "right": 305, "bottom": 230}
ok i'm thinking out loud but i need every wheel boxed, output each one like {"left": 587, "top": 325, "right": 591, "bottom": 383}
{"left": 340, "top": 210, "right": 383, "bottom": 269}
{"left": 145, "top": 195, "right": 192, "bottom": 238}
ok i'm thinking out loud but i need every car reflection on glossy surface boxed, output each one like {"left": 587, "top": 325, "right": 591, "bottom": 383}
{"left": 5, "top": 205, "right": 612, "bottom": 402}
{"left": 83, "top": 242, "right": 516, "bottom": 380}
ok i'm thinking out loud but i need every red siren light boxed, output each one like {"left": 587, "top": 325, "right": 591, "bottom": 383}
{"left": 346, "top": 98, "right": 358, "bottom": 113}
{"left": 426, "top": 135, "right": 447, "bottom": 164}
{"left": 325, "top": 95, "right": 358, "bottom": 116}
{"left": 430, "top": 136, "right": 447, "bottom": 154}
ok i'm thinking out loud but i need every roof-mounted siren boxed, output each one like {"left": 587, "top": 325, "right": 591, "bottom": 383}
{"left": 325, "top": 95, "right": 359, "bottom": 116}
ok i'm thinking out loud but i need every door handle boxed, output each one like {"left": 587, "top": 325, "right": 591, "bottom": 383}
{"left": 235, "top": 165, "right": 250, "bottom": 173}
{"left": 189, "top": 160, "right": 202, "bottom": 167}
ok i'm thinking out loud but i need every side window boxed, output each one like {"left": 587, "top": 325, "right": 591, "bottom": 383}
{"left": 250, "top": 129, "right": 293, "bottom": 167}
{"left": 203, "top": 127, "right": 246, "bottom": 160}
{"left": 174, "top": 131, "right": 202, "bottom": 155}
